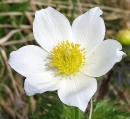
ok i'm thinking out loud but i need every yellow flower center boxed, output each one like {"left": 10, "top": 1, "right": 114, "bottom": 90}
{"left": 48, "top": 40, "right": 86, "bottom": 76}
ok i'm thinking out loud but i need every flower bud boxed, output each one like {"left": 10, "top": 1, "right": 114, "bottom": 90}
{"left": 116, "top": 29, "right": 130, "bottom": 45}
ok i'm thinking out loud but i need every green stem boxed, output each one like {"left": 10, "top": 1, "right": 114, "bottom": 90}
{"left": 88, "top": 98, "right": 93, "bottom": 119}
{"left": 75, "top": 107, "right": 79, "bottom": 119}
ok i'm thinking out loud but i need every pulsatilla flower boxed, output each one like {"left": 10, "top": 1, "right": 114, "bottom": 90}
{"left": 8, "top": 7, "right": 125, "bottom": 112}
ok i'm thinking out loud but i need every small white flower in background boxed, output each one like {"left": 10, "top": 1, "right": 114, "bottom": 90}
{"left": 8, "top": 7, "right": 125, "bottom": 112}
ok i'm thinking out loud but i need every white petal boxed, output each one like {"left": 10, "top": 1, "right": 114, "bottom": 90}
{"left": 24, "top": 72, "right": 62, "bottom": 96}
{"left": 8, "top": 45, "right": 48, "bottom": 77}
{"left": 81, "top": 40, "right": 125, "bottom": 77}
{"left": 58, "top": 73, "right": 97, "bottom": 112}
{"left": 72, "top": 7, "right": 105, "bottom": 53}
{"left": 33, "top": 7, "right": 73, "bottom": 52}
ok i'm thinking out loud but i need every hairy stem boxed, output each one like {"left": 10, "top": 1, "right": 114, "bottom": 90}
{"left": 88, "top": 98, "right": 93, "bottom": 119}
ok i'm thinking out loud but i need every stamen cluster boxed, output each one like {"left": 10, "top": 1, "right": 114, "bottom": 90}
{"left": 49, "top": 40, "right": 86, "bottom": 76}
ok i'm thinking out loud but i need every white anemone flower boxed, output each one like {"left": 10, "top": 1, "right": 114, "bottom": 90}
{"left": 8, "top": 7, "right": 125, "bottom": 112}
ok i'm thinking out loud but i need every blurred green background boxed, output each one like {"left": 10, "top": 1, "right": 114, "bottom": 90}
{"left": 0, "top": 0, "right": 130, "bottom": 119}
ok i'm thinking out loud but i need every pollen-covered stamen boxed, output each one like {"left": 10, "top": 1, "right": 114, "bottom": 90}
{"left": 48, "top": 40, "right": 86, "bottom": 75}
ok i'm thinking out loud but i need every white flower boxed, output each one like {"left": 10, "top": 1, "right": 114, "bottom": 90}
{"left": 8, "top": 7, "right": 125, "bottom": 112}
